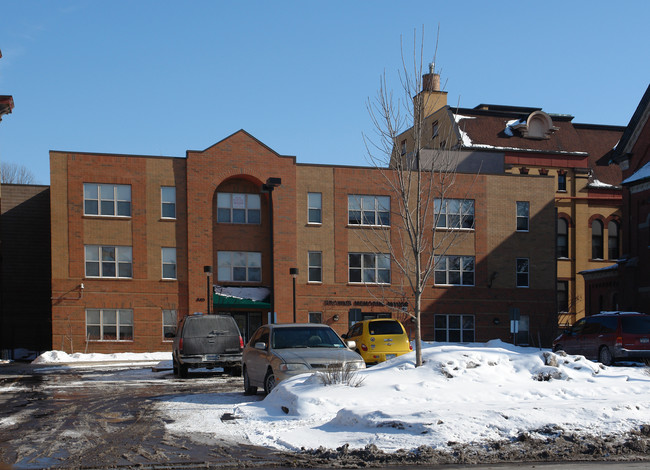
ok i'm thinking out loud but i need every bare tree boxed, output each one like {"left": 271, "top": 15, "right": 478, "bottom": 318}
{"left": 362, "top": 30, "right": 469, "bottom": 367}
{"left": 1, "top": 162, "right": 36, "bottom": 184}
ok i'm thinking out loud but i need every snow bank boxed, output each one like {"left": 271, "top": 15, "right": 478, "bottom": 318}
{"left": 32, "top": 350, "right": 171, "bottom": 364}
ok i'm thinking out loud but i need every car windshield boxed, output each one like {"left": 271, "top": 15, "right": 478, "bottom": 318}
{"left": 368, "top": 320, "right": 403, "bottom": 335}
{"left": 622, "top": 316, "right": 650, "bottom": 335}
{"left": 271, "top": 327, "right": 346, "bottom": 349}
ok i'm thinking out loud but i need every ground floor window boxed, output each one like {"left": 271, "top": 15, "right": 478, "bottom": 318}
{"left": 434, "top": 314, "right": 474, "bottom": 342}
{"left": 163, "top": 309, "right": 177, "bottom": 340}
{"left": 86, "top": 309, "right": 133, "bottom": 341}
{"left": 309, "top": 312, "right": 322, "bottom": 323}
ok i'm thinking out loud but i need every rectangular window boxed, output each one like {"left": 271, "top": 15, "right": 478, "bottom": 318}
{"left": 161, "top": 186, "right": 176, "bottom": 219}
{"left": 557, "top": 173, "right": 567, "bottom": 192}
{"left": 401, "top": 140, "right": 407, "bottom": 155}
{"left": 434, "top": 314, "right": 475, "bottom": 342}
{"left": 84, "top": 183, "right": 131, "bottom": 217}
{"left": 162, "top": 247, "right": 177, "bottom": 279}
{"left": 348, "top": 195, "right": 390, "bottom": 226}
{"left": 308, "top": 312, "right": 322, "bottom": 324}
{"left": 216, "top": 193, "right": 261, "bottom": 224}
{"left": 432, "top": 120, "right": 439, "bottom": 139}
{"left": 217, "top": 251, "right": 261, "bottom": 282}
{"left": 434, "top": 255, "right": 475, "bottom": 286}
{"left": 558, "top": 281, "right": 569, "bottom": 313}
{"left": 516, "top": 201, "right": 529, "bottom": 231}
{"left": 85, "top": 245, "right": 133, "bottom": 278}
{"left": 86, "top": 308, "right": 133, "bottom": 341}
{"left": 516, "top": 258, "right": 529, "bottom": 288}
{"left": 163, "top": 309, "right": 177, "bottom": 340}
{"left": 348, "top": 253, "right": 391, "bottom": 284}
{"left": 435, "top": 199, "right": 475, "bottom": 229}
{"left": 308, "top": 192, "right": 322, "bottom": 224}
{"left": 308, "top": 251, "right": 322, "bottom": 283}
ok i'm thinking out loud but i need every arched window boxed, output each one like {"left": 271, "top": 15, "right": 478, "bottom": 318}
{"left": 557, "top": 218, "right": 568, "bottom": 258}
{"left": 592, "top": 220, "right": 604, "bottom": 260}
{"left": 608, "top": 220, "right": 620, "bottom": 260}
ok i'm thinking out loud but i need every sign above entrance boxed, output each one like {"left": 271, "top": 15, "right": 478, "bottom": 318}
{"left": 323, "top": 299, "right": 407, "bottom": 308}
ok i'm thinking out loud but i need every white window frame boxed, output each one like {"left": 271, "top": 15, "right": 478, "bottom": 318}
{"left": 516, "top": 201, "right": 529, "bottom": 232}
{"left": 434, "top": 314, "right": 475, "bottom": 342}
{"left": 516, "top": 257, "right": 529, "bottom": 288}
{"left": 217, "top": 193, "right": 261, "bottom": 224}
{"left": 348, "top": 195, "right": 390, "bottom": 227}
{"left": 348, "top": 253, "right": 391, "bottom": 284}
{"left": 434, "top": 199, "right": 475, "bottom": 230}
{"left": 86, "top": 308, "right": 133, "bottom": 341}
{"left": 308, "top": 192, "right": 322, "bottom": 224}
{"left": 217, "top": 251, "right": 262, "bottom": 282}
{"left": 85, "top": 245, "right": 133, "bottom": 278}
{"left": 308, "top": 251, "right": 322, "bottom": 283}
{"left": 434, "top": 255, "right": 475, "bottom": 286}
{"left": 162, "top": 247, "right": 177, "bottom": 280}
{"left": 162, "top": 309, "right": 177, "bottom": 340}
{"left": 83, "top": 183, "right": 131, "bottom": 217}
{"left": 161, "top": 186, "right": 176, "bottom": 219}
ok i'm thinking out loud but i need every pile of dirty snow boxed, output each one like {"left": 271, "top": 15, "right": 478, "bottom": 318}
{"left": 157, "top": 340, "right": 650, "bottom": 453}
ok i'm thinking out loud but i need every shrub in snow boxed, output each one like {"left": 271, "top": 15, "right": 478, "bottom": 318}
{"left": 316, "top": 363, "right": 365, "bottom": 388}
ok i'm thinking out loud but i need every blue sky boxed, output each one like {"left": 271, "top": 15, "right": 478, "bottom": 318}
{"left": 1, "top": 1, "right": 648, "bottom": 184}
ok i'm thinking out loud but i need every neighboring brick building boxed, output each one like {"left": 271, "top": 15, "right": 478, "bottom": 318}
{"left": 402, "top": 69, "right": 625, "bottom": 327}
{"left": 49, "top": 129, "right": 558, "bottom": 354}
{"left": 0, "top": 185, "right": 52, "bottom": 356}
{"left": 583, "top": 84, "right": 650, "bottom": 314}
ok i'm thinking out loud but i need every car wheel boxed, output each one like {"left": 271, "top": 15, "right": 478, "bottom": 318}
{"left": 263, "top": 369, "right": 276, "bottom": 395}
{"left": 243, "top": 367, "right": 257, "bottom": 395}
{"left": 172, "top": 358, "right": 179, "bottom": 376}
{"left": 599, "top": 346, "right": 614, "bottom": 366}
{"left": 178, "top": 362, "right": 189, "bottom": 378}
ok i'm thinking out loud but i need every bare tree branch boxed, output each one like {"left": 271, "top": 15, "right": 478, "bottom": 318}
{"left": 1, "top": 162, "right": 36, "bottom": 184}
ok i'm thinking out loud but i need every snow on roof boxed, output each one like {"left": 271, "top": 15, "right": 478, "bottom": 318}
{"left": 622, "top": 161, "right": 650, "bottom": 185}
{"left": 588, "top": 178, "right": 618, "bottom": 189}
{"left": 453, "top": 114, "right": 475, "bottom": 147}
{"left": 213, "top": 286, "right": 270, "bottom": 302}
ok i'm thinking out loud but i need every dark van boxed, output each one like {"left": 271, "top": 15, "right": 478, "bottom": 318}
{"left": 553, "top": 312, "right": 650, "bottom": 365}
{"left": 172, "top": 314, "right": 244, "bottom": 378}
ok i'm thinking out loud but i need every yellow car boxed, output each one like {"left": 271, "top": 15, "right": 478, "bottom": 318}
{"left": 343, "top": 319, "right": 412, "bottom": 365}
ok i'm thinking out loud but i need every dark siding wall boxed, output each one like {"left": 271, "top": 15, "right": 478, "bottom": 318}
{"left": 0, "top": 184, "right": 52, "bottom": 355}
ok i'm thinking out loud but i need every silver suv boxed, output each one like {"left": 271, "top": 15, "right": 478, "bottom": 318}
{"left": 242, "top": 323, "right": 365, "bottom": 395}
{"left": 172, "top": 314, "right": 243, "bottom": 378}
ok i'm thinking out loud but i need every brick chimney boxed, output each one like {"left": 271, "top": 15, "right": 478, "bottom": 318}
{"left": 416, "top": 63, "right": 447, "bottom": 118}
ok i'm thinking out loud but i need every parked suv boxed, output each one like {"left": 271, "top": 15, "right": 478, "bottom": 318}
{"left": 172, "top": 313, "right": 244, "bottom": 378}
{"left": 553, "top": 312, "right": 650, "bottom": 365}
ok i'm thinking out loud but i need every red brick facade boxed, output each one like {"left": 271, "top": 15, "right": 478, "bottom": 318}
{"left": 50, "top": 130, "right": 557, "bottom": 353}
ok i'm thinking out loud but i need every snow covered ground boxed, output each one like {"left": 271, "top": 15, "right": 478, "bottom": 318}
{"left": 30, "top": 340, "right": 650, "bottom": 453}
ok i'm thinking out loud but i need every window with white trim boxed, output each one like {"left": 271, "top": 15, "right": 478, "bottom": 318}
{"left": 84, "top": 183, "right": 131, "bottom": 217}
{"left": 161, "top": 186, "right": 176, "bottom": 219}
{"left": 163, "top": 309, "right": 177, "bottom": 340}
{"left": 348, "top": 253, "right": 390, "bottom": 284}
{"left": 217, "top": 251, "right": 261, "bottom": 282}
{"left": 516, "top": 201, "right": 529, "bottom": 232}
{"left": 162, "top": 247, "right": 177, "bottom": 279}
{"left": 516, "top": 258, "right": 529, "bottom": 288}
{"left": 308, "top": 192, "right": 322, "bottom": 224}
{"left": 434, "top": 255, "right": 475, "bottom": 286}
{"left": 435, "top": 199, "right": 475, "bottom": 229}
{"left": 217, "top": 193, "right": 260, "bottom": 224}
{"left": 308, "top": 251, "right": 322, "bottom": 283}
{"left": 85, "top": 245, "right": 133, "bottom": 278}
{"left": 348, "top": 195, "right": 390, "bottom": 226}
{"left": 434, "top": 314, "right": 474, "bottom": 342}
{"left": 86, "top": 308, "right": 133, "bottom": 341}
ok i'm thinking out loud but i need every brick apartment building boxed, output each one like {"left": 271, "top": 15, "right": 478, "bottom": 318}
{"left": 49, "top": 127, "right": 558, "bottom": 354}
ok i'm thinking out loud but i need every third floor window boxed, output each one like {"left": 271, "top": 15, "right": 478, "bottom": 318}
{"left": 348, "top": 195, "right": 390, "bottom": 226}
{"left": 161, "top": 186, "right": 176, "bottom": 219}
{"left": 217, "top": 193, "right": 260, "bottom": 224}
{"left": 84, "top": 183, "right": 131, "bottom": 217}
{"left": 435, "top": 199, "right": 475, "bottom": 229}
